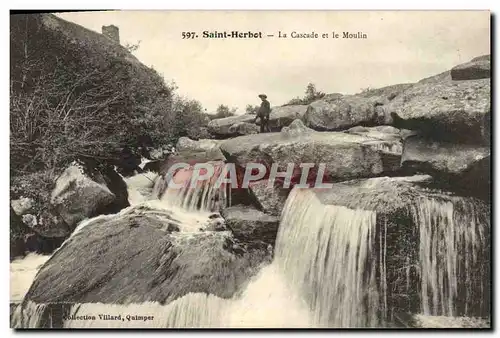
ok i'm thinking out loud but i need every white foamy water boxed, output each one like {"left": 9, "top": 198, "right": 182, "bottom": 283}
{"left": 155, "top": 161, "right": 229, "bottom": 213}
{"left": 20, "top": 264, "right": 313, "bottom": 329}
{"left": 123, "top": 171, "right": 158, "bottom": 205}
{"left": 10, "top": 254, "right": 50, "bottom": 303}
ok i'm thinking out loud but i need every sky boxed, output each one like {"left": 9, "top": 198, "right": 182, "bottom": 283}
{"left": 56, "top": 10, "right": 490, "bottom": 113}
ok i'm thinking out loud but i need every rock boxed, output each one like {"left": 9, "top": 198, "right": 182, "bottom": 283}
{"left": 402, "top": 135, "right": 490, "bottom": 175}
{"left": 115, "top": 146, "right": 142, "bottom": 177}
{"left": 418, "top": 70, "right": 451, "bottom": 85}
{"left": 221, "top": 205, "right": 280, "bottom": 244}
{"left": 11, "top": 197, "right": 34, "bottom": 215}
{"left": 208, "top": 114, "right": 255, "bottom": 138}
{"left": 23, "top": 210, "right": 269, "bottom": 305}
{"left": 471, "top": 54, "right": 490, "bottom": 62}
{"left": 96, "top": 163, "right": 130, "bottom": 214}
{"left": 50, "top": 164, "right": 117, "bottom": 233}
{"left": 304, "top": 84, "right": 413, "bottom": 131}
{"left": 147, "top": 144, "right": 174, "bottom": 160}
{"left": 386, "top": 78, "right": 490, "bottom": 144}
{"left": 281, "top": 119, "right": 314, "bottom": 134}
{"left": 267, "top": 105, "right": 308, "bottom": 130}
{"left": 322, "top": 93, "right": 344, "bottom": 101}
{"left": 176, "top": 137, "right": 221, "bottom": 152}
{"left": 36, "top": 211, "right": 70, "bottom": 238}
{"left": 248, "top": 180, "right": 289, "bottom": 217}
{"left": 143, "top": 160, "right": 163, "bottom": 173}
{"left": 304, "top": 96, "right": 379, "bottom": 131}
{"left": 220, "top": 130, "right": 403, "bottom": 183}
{"left": 73, "top": 157, "right": 130, "bottom": 214}
{"left": 346, "top": 125, "right": 401, "bottom": 142}
{"left": 451, "top": 57, "right": 490, "bottom": 81}
{"left": 228, "top": 122, "right": 260, "bottom": 136}
{"left": 21, "top": 214, "right": 37, "bottom": 228}
{"left": 401, "top": 135, "right": 490, "bottom": 200}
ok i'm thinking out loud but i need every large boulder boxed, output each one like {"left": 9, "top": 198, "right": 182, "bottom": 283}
{"left": 220, "top": 130, "right": 403, "bottom": 183}
{"left": 402, "top": 135, "right": 490, "bottom": 175}
{"left": 401, "top": 135, "right": 490, "bottom": 200}
{"left": 11, "top": 197, "right": 35, "bottom": 216}
{"left": 176, "top": 137, "right": 221, "bottom": 152}
{"left": 228, "top": 122, "right": 260, "bottom": 136}
{"left": 50, "top": 162, "right": 127, "bottom": 234}
{"left": 23, "top": 206, "right": 269, "bottom": 306}
{"left": 385, "top": 78, "right": 490, "bottom": 144}
{"left": 281, "top": 119, "right": 314, "bottom": 135}
{"left": 451, "top": 56, "right": 490, "bottom": 81}
{"left": 344, "top": 125, "right": 405, "bottom": 173}
{"left": 248, "top": 180, "right": 289, "bottom": 217}
{"left": 304, "top": 84, "right": 413, "bottom": 131}
{"left": 221, "top": 205, "right": 279, "bottom": 245}
{"left": 267, "top": 105, "right": 308, "bottom": 130}
{"left": 207, "top": 114, "right": 255, "bottom": 138}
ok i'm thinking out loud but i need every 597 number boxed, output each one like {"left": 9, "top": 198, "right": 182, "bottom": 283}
{"left": 182, "top": 32, "right": 197, "bottom": 39}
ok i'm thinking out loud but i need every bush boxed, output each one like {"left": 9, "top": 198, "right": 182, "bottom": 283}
{"left": 284, "top": 82, "right": 325, "bottom": 106}
{"left": 207, "top": 105, "right": 238, "bottom": 120}
{"left": 10, "top": 14, "right": 210, "bottom": 176}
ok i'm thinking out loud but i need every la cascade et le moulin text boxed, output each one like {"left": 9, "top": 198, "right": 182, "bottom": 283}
{"left": 181, "top": 31, "right": 368, "bottom": 39}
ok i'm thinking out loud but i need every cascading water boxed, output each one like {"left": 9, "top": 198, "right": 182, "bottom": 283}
{"left": 11, "top": 174, "right": 489, "bottom": 329}
{"left": 273, "top": 188, "right": 380, "bottom": 327}
{"left": 153, "top": 161, "right": 229, "bottom": 212}
{"left": 410, "top": 196, "right": 488, "bottom": 317}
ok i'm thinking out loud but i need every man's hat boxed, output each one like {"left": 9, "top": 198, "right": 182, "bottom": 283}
{"left": 258, "top": 94, "right": 267, "bottom": 99}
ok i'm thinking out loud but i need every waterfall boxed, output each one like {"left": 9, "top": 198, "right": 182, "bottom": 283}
{"left": 10, "top": 254, "right": 50, "bottom": 303}
{"left": 274, "top": 188, "right": 380, "bottom": 327}
{"left": 11, "top": 174, "right": 489, "bottom": 328}
{"left": 123, "top": 171, "right": 158, "bottom": 205}
{"left": 153, "top": 161, "right": 229, "bottom": 212}
{"left": 410, "top": 196, "right": 488, "bottom": 317}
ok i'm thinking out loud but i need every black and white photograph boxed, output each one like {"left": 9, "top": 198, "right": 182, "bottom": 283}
{"left": 9, "top": 10, "right": 491, "bottom": 329}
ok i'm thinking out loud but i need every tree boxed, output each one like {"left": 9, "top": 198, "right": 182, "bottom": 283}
{"left": 284, "top": 83, "right": 326, "bottom": 106}
{"left": 210, "top": 104, "right": 237, "bottom": 119}
{"left": 304, "top": 82, "right": 325, "bottom": 103}
{"left": 245, "top": 104, "right": 259, "bottom": 115}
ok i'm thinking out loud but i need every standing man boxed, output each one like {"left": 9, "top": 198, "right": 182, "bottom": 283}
{"left": 254, "top": 94, "right": 271, "bottom": 133}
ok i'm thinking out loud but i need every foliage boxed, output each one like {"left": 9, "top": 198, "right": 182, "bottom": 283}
{"left": 124, "top": 40, "right": 141, "bottom": 53}
{"left": 284, "top": 82, "right": 325, "bottom": 106}
{"left": 208, "top": 104, "right": 238, "bottom": 120}
{"left": 10, "top": 14, "right": 210, "bottom": 176}
{"left": 245, "top": 104, "right": 259, "bottom": 115}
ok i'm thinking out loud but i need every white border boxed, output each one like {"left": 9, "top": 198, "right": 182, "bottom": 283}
{"left": 2, "top": 1, "right": 498, "bottom": 337}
